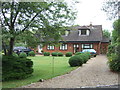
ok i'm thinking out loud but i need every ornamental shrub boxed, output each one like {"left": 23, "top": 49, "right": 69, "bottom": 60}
{"left": 2, "top": 55, "right": 33, "bottom": 81}
{"left": 69, "top": 55, "right": 83, "bottom": 67}
{"left": 43, "top": 52, "right": 50, "bottom": 56}
{"left": 19, "top": 52, "right": 27, "bottom": 58}
{"left": 12, "top": 53, "right": 18, "bottom": 57}
{"left": 58, "top": 52, "right": 63, "bottom": 56}
{"left": 65, "top": 52, "right": 72, "bottom": 57}
{"left": 28, "top": 51, "right": 35, "bottom": 56}
{"left": 51, "top": 52, "right": 58, "bottom": 56}
{"left": 75, "top": 52, "right": 82, "bottom": 55}
{"left": 79, "top": 53, "right": 89, "bottom": 63}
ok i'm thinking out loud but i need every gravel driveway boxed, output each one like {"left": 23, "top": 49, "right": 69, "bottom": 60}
{"left": 21, "top": 55, "right": 118, "bottom": 88}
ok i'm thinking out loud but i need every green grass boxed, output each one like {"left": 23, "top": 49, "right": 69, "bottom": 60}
{"left": 2, "top": 56, "right": 77, "bottom": 88}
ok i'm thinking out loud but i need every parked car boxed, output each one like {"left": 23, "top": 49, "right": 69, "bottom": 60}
{"left": 13, "top": 46, "right": 33, "bottom": 55}
{"left": 81, "top": 49, "right": 97, "bottom": 57}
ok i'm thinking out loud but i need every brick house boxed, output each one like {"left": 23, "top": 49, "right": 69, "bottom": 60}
{"left": 37, "top": 25, "right": 110, "bottom": 54}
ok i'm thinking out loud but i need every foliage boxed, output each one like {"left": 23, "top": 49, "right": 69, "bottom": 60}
{"left": 12, "top": 53, "right": 18, "bottom": 57}
{"left": 68, "top": 55, "right": 83, "bottom": 67}
{"left": 102, "top": 1, "right": 119, "bottom": 19}
{"left": 103, "top": 30, "right": 111, "bottom": 38}
{"left": 28, "top": 51, "right": 35, "bottom": 56}
{"left": 80, "top": 53, "right": 90, "bottom": 63}
{"left": 1, "top": 2, "right": 77, "bottom": 55}
{"left": 2, "top": 55, "right": 33, "bottom": 81}
{"left": 108, "top": 54, "right": 120, "bottom": 72}
{"left": 19, "top": 52, "right": 27, "bottom": 58}
{"left": 43, "top": 52, "right": 50, "bottom": 56}
{"left": 65, "top": 52, "right": 72, "bottom": 57}
{"left": 75, "top": 52, "right": 81, "bottom": 55}
{"left": 58, "top": 52, "right": 63, "bottom": 56}
{"left": 51, "top": 52, "right": 58, "bottom": 56}
{"left": 107, "top": 43, "right": 117, "bottom": 57}
{"left": 15, "top": 43, "right": 27, "bottom": 47}
{"left": 112, "top": 29, "right": 118, "bottom": 43}
{"left": 107, "top": 19, "right": 120, "bottom": 72}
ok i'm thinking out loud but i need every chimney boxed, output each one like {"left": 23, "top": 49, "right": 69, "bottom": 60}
{"left": 89, "top": 22, "right": 93, "bottom": 30}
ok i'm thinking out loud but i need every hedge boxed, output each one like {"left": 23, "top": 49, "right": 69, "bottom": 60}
{"left": 51, "top": 52, "right": 58, "bottom": 56}
{"left": 68, "top": 55, "right": 83, "bottom": 67}
{"left": 43, "top": 52, "right": 50, "bottom": 56}
{"left": 65, "top": 52, "right": 72, "bottom": 57}
{"left": 19, "top": 52, "right": 27, "bottom": 58}
{"left": 58, "top": 52, "right": 63, "bottom": 56}
{"left": 2, "top": 55, "right": 33, "bottom": 81}
{"left": 28, "top": 51, "right": 35, "bottom": 56}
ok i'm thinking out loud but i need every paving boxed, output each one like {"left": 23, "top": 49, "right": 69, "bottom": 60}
{"left": 21, "top": 55, "right": 119, "bottom": 88}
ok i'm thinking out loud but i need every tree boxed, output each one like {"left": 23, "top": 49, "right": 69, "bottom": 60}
{"left": 102, "top": 0, "right": 119, "bottom": 19}
{"left": 103, "top": 29, "right": 111, "bottom": 38}
{"left": 1, "top": 1, "right": 77, "bottom": 55}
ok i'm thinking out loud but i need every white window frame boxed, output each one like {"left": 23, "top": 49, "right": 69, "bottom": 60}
{"left": 60, "top": 44, "right": 67, "bottom": 50}
{"left": 47, "top": 44, "right": 55, "bottom": 50}
{"left": 82, "top": 44, "right": 93, "bottom": 49}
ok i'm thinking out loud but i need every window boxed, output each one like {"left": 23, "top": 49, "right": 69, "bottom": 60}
{"left": 81, "top": 30, "right": 87, "bottom": 35}
{"left": 60, "top": 44, "right": 67, "bottom": 50}
{"left": 82, "top": 44, "right": 93, "bottom": 49}
{"left": 47, "top": 44, "right": 55, "bottom": 50}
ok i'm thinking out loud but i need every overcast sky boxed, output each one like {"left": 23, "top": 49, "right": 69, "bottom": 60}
{"left": 68, "top": 0, "right": 116, "bottom": 32}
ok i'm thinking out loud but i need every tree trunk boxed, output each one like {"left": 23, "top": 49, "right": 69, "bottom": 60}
{"left": 8, "top": 37, "right": 15, "bottom": 55}
{"left": 2, "top": 40, "right": 7, "bottom": 55}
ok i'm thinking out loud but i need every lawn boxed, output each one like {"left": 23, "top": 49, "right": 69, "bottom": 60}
{"left": 2, "top": 56, "right": 77, "bottom": 88}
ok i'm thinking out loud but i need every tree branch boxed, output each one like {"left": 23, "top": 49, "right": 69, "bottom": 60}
{"left": 21, "top": 10, "right": 42, "bottom": 32}
{"left": 1, "top": 7, "right": 10, "bottom": 28}
{"left": 12, "top": 2, "right": 20, "bottom": 24}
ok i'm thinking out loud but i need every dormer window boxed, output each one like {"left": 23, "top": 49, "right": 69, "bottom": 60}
{"left": 79, "top": 29, "right": 90, "bottom": 36}
{"left": 81, "top": 30, "right": 86, "bottom": 35}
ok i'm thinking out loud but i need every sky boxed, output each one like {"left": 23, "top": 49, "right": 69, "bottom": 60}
{"left": 68, "top": 0, "right": 117, "bottom": 32}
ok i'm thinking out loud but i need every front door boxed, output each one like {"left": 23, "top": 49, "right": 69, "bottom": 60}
{"left": 73, "top": 44, "right": 79, "bottom": 53}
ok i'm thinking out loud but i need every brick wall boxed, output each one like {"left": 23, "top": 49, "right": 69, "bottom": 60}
{"left": 42, "top": 42, "right": 102, "bottom": 54}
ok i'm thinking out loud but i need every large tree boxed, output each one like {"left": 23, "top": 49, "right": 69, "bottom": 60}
{"left": 1, "top": 1, "right": 77, "bottom": 55}
{"left": 102, "top": 0, "right": 119, "bottom": 20}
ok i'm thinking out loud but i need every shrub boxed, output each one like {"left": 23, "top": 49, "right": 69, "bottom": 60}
{"left": 28, "top": 51, "right": 35, "bottom": 56}
{"left": 43, "top": 52, "right": 50, "bottom": 56}
{"left": 58, "top": 52, "right": 63, "bottom": 56}
{"left": 68, "top": 55, "right": 83, "bottom": 67}
{"left": 19, "top": 52, "right": 27, "bottom": 58}
{"left": 65, "top": 52, "right": 72, "bottom": 57}
{"left": 79, "top": 53, "right": 89, "bottom": 63}
{"left": 12, "top": 53, "right": 18, "bottom": 57}
{"left": 108, "top": 54, "right": 120, "bottom": 72}
{"left": 51, "top": 52, "right": 58, "bottom": 56}
{"left": 2, "top": 55, "right": 33, "bottom": 81}
{"left": 75, "top": 52, "right": 81, "bottom": 55}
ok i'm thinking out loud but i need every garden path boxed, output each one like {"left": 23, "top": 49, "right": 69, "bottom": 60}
{"left": 21, "top": 55, "right": 118, "bottom": 88}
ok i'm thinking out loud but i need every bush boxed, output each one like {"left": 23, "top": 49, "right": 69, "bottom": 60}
{"left": 2, "top": 55, "right": 33, "bottom": 81}
{"left": 79, "top": 53, "right": 89, "bottom": 63}
{"left": 43, "top": 52, "right": 50, "bottom": 56}
{"left": 108, "top": 54, "right": 120, "bottom": 72}
{"left": 28, "top": 51, "right": 35, "bottom": 56}
{"left": 75, "top": 52, "right": 81, "bottom": 55}
{"left": 12, "top": 53, "right": 18, "bottom": 57}
{"left": 65, "top": 52, "right": 72, "bottom": 57}
{"left": 51, "top": 52, "right": 58, "bottom": 56}
{"left": 58, "top": 52, "right": 63, "bottom": 56}
{"left": 69, "top": 55, "right": 83, "bottom": 67}
{"left": 19, "top": 52, "right": 27, "bottom": 58}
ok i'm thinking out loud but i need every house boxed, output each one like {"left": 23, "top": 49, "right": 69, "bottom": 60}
{"left": 37, "top": 24, "right": 110, "bottom": 54}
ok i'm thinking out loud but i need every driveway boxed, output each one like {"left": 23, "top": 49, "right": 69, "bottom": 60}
{"left": 21, "top": 55, "right": 118, "bottom": 88}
